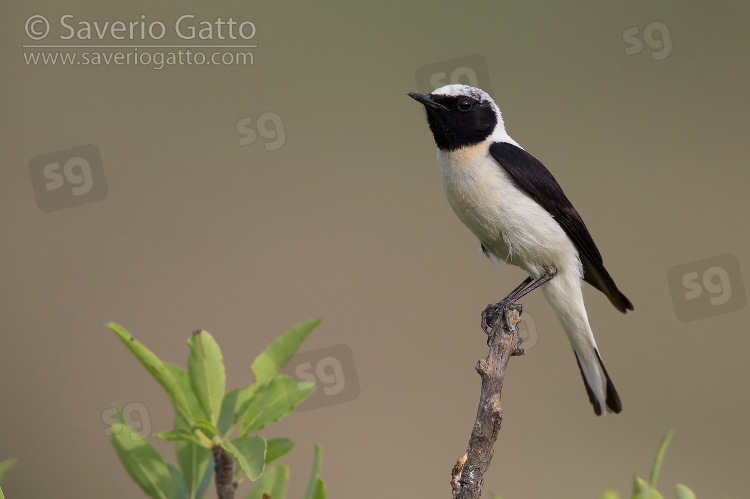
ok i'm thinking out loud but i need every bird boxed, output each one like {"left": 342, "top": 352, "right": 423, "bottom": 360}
{"left": 408, "top": 84, "right": 633, "bottom": 416}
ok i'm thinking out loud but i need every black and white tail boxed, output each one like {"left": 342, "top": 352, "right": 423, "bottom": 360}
{"left": 574, "top": 349, "right": 621, "bottom": 415}
{"left": 542, "top": 270, "right": 622, "bottom": 415}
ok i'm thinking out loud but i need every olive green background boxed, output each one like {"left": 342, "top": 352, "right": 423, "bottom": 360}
{"left": 2, "top": 1, "right": 749, "bottom": 498}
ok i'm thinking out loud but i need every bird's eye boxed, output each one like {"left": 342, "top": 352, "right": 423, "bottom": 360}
{"left": 458, "top": 99, "right": 473, "bottom": 111}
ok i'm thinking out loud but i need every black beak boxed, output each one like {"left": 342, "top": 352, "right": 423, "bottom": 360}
{"left": 407, "top": 92, "right": 449, "bottom": 111}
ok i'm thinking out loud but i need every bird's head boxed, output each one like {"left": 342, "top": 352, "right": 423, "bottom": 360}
{"left": 408, "top": 84, "right": 504, "bottom": 151}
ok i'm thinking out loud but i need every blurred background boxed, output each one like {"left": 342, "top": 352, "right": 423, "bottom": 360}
{"left": 2, "top": 1, "right": 749, "bottom": 497}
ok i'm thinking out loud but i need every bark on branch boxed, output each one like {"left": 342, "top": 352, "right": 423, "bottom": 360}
{"left": 451, "top": 301, "right": 525, "bottom": 499}
{"left": 213, "top": 446, "right": 237, "bottom": 499}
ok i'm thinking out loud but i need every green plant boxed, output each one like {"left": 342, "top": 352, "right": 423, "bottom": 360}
{"left": 0, "top": 459, "right": 17, "bottom": 485}
{"left": 0, "top": 458, "right": 18, "bottom": 499}
{"left": 600, "top": 429, "right": 696, "bottom": 499}
{"left": 487, "top": 429, "right": 696, "bottom": 499}
{"left": 107, "top": 320, "right": 326, "bottom": 499}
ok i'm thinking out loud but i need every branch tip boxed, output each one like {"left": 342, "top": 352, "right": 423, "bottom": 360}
{"left": 452, "top": 299, "right": 525, "bottom": 498}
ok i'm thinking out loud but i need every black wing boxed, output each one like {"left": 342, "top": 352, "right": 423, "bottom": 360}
{"left": 489, "top": 141, "right": 633, "bottom": 313}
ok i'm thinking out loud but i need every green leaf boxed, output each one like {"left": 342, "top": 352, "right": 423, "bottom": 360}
{"left": 110, "top": 423, "right": 174, "bottom": 499}
{"left": 0, "top": 458, "right": 18, "bottom": 484}
{"left": 632, "top": 475, "right": 666, "bottom": 499}
{"left": 311, "top": 477, "right": 326, "bottom": 499}
{"left": 191, "top": 420, "right": 218, "bottom": 441}
{"left": 194, "top": 459, "right": 214, "bottom": 499}
{"left": 235, "top": 319, "right": 320, "bottom": 428}
{"left": 239, "top": 376, "right": 315, "bottom": 434}
{"left": 303, "top": 443, "right": 323, "bottom": 499}
{"left": 156, "top": 429, "right": 200, "bottom": 444}
{"left": 222, "top": 436, "right": 266, "bottom": 481}
{"left": 233, "top": 384, "right": 259, "bottom": 426}
{"left": 172, "top": 384, "right": 212, "bottom": 499}
{"left": 598, "top": 489, "right": 621, "bottom": 499}
{"left": 245, "top": 464, "right": 289, "bottom": 499}
{"left": 174, "top": 433, "right": 212, "bottom": 499}
{"left": 674, "top": 484, "right": 697, "bottom": 499}
{"left": 108, "top": 323, "right": 193, "bottom": 426}
{"left": 251, "top": 320, "right": 320, "bottom": 386}
{"left": 165, "top": 364, "right": 203, "bottom": 425}
{"left": 168, "top": 464, "right": 187, "bottom": 499}
{"left": 631, "top": 475, "right": 646, "bottom": 497}
{"left": 166, "top": 363, "right": 213, "bottom": 497}
{"left": 174, "top": 443, "right": 212, "bottom": 499}
{"left": 187, "top": 331, "right": 226, "bottom": 427}
{"left": 265, "top": 438, "right": 295, "bottom": 465}
{"left": 649, "top": 428, "right": 675, "bottom": 488}
{"left": 0, "top": 484, "right": 5, "bottom": 499}
{"left": 218, "top": 387, "right": 239, "bottom": 436}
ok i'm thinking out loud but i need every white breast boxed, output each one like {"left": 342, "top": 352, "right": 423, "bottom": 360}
{"left": 436, "top": 141, "right": 582, "bottom": 278}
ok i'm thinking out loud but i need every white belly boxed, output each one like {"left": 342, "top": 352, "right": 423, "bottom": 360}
{"left": 437, "top": 143, "right": 582, "bottom": 278}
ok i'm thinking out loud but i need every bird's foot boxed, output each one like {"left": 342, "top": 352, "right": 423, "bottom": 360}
{"left": 482, "top": 300, "right": 524, "bottom": 346}
{"left": 482, "top": 300, "right": 522, "bottom": 333}
{"left": 481, "top": 301, "right": 504, "bottom": 336}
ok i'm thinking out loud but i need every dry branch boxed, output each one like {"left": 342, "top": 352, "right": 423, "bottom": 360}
{"left": 451, "top": 301, "right": 524, "bottom": 499}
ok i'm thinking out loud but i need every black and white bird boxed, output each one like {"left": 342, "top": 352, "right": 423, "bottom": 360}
{"left": 408, "top": 84, "right": 633, "bottom": 416}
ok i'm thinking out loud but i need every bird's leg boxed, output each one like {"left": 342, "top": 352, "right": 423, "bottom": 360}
{"left": 481, "top": 269, "right": 557, "bottom": 336}
{"left": 507, "top": 268, "right": 557, "bottom": 302}
{"left": 504, "top": 276, "right": 535, "bottom": 302}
